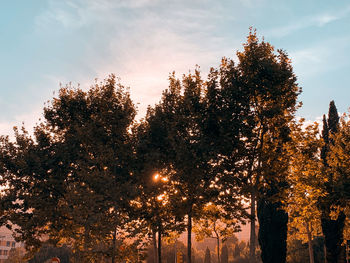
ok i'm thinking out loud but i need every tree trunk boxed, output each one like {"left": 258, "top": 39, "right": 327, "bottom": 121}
{"left": 321, "top": 211, "right": 346, "bottom": 263}
{"left": 250, "top": 189, "right": 256, "bottom": 263}
{"left": 213, "top": 221, "right": 220, "bottom": 263}
{"left": 158, "top": 226, "right": 162, "bottom": 263}
{"left": 216, "top": 237, "right": 220, "bottom": 263}
{"left": 153, "top": 228, "right": 158, "bottom": 263}
{"left": 187, "top": 212, "right": 192, "bottom": 263}
{"left": 305, "top": 221, "right": 315, "bottom": 263}
{"left": 257, "top": 197, "right": 288, "bottom": 263}
{"left": 112, "top": 228, "right": 117, "bottom": 263}
{"left": 83, "top": 225, "right": 91, "bottom": 262}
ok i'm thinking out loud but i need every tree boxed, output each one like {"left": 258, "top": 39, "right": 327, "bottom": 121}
{"left": 204, "top": 247, "right": 211, "bottom": 263}
{"left": 319, "top": 101, "right": 347, "bottom": 263}
{"left": 0, "top": 75, "right": 140, "bottom": 262}
{"left": 134, "top": 112, "right": 177, "bottom": 263}
{"left": 28, "top": 244, "right": 70, "bottom": 263}
{"left": 6, "top": 247, "right": 26, "bottom": 263}
{"left": 203, "top": 54, "right": 251, "bottom": 255}
{"left": 221, "top": 244, "right": 229, "bottom": 263}
{"left": 286, "top": 238, "right": 309, "bottom": 263}
{"left": 193, "top": 204, "right": 240, "bottom": 263}
{"left": 233, "top": 244, "right": 241, "bottom": 259}
{"left": 287, "top": 120, "right": 323, "bottom": 263}
{"left": 329, "top": 115, "right": 350, "bottom": 207}
{"left": 152, "top": 70, "right": 219, "bottom": 263}
{"left": 203, "top": 29, "right": 299, "bottom": 263}
{"left": 134, "top": 74, "right": 205, "bottom": 263}
{"left": 233, "top": 29, "right": 300, "bottom": 263}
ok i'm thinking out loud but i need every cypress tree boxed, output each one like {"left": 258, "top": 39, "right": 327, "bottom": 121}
{"left": 319, "top": 100, "right": 346, "bottom": 263}
{"left": 258, "top": 194, "right": 288, "bottom": 263}
{"left": 321, "top": 114, "right": 329, "bottom": 165}
{"left": 233, "top": 244, "right": 240, "bottom": 258}
{"left": 328, "top": 101, "right": 339, "bottom": 134}
{"left": 221, "top": 245, "right": 228, "bottom": 263}
{"left": 204, "top": 247, "right": 211, "bottom": 263}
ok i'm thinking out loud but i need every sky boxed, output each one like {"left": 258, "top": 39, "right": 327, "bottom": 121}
{"left": 1, "top": 0, "right": 350, "bottom": 135}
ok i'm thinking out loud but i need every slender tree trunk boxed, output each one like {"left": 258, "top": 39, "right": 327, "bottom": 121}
{"left": 217, "top": 237, "right": 220, "bottom": 263}
{"left": 213, "top": 222, "right": 220, "bottom": 263}
{"left": 153, "top": 228, "right": 158, "bottom": 263}
{"left": 111, "top": 228, "right": 117, "bottom": 263}
{"left": 83, "top": 225, "right": 90, "bottom": 262}
{"left": 251, "top": 127, "right": 265, "bottom": 262}
{"left": 187, "top": 212, "right": 192, "bottom": 263}
{"left": 305, "top": 221, "right": 315, "bottom": 263}
{"left": 158, "top": 226, "right": 162, "bottom": 263}
{"left": 250, "top": 188, "right": 256, "bottom": 263}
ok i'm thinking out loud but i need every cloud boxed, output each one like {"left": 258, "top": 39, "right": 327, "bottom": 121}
{"left": 91, "top": 28, "right": 231, "bottom": 117}
{"left": 35, "top": 0, "right": 161, "bottom": 30}
{"left": 35, "top": 1, "right": 85, "bottom": 29}
{"left": 32, "top": 0, "right": 233, "bottom": 121}
{"left": 50, "top": 0, "right": 239, "bottom": 117}
{"left": 316, "top": 14, "right": 338, "bottom": 26}
{"left": 0, "top": 107, "right": 44, "bottom": 139}
{"left": 295, "top": 116, "right": 323, "bottom": 131}
{"left": 290, "top": 46, "right": 329, "bottom": 76}
{"left": 289, "top": 34, "right": 350, "bottom": 79}
{"left": 266, "top": 5, "right": 350, "bottom": 38}
{"left": 238, "top": 0, "right": 264, "bottom": 8}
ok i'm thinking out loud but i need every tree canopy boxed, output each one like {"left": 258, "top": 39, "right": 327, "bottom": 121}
{"left": 0, "top": 30, "right": 349, "bottom": 263}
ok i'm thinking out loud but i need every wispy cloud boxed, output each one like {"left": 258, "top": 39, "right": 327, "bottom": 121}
{"left": 35, "top": 0, "right": 163, "bottom": 30}
{"left": 21, "top": 0, "right": 350, "bottom": 126}
{"left": 290, "top": 46, "right": 330, "bottom": 76}
{"left": 295, "top": 116, "right": 323, "bottom": 131}
{"left": 289, "top": 34, "right": 350, "bottom": 79}
{"left": 91, "top": 27, "right": 232, "bottom": 117}
{"left": 0, "top": 107, "right": 43, "bottom": 139}
{"left": 35, "top": 1, "right": 85, "bottom": 29}
{"left": 266, "top": 5, "right": 350, "bottom": 38}
{"left": 35, "top": 0, "right": 238, "bottom": 117}
{"left": 317, "top": 14, "right": 338, "bottom": 26}
{"left": 238, "top": 0, "right": 264, "bottom": 8}
{"left": 0, "top": 72, "right": 65, "bottom": 137}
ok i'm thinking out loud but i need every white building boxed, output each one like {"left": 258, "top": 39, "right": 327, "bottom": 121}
{"left": 0, "top": 226, "right": 24, "bottom": 263}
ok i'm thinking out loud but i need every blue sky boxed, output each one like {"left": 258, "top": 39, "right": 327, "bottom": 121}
{"left": 1, "top": 0, "right": 350, "bottom": 135}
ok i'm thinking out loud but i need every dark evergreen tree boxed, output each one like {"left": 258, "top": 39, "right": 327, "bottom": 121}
{"left": 204, "top": 247, "right": 211, "bottom": 263}
{"left": 321, "top": 114, "right": 329, "bottom": 165}
{"left": 233, "top": 244, "right": 240, "bottom": 258}
{"left": 319, "top": 100, "right": 346, "bottom": 263}
{"left": 328, "top": 101, "right": 339, "bottom": 134}
{"left": 221, "top": 245, "right": 228, "bottom": 263}
{"left": 257, "top": 194, "right": 288, "bottom": 263}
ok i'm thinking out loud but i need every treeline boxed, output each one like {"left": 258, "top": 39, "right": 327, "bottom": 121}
{"left": 0, "top": 30, "right": 349, "bottom": 263}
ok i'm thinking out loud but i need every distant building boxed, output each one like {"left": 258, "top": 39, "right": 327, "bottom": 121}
{"left": 0, "top": 226, "right": 24, "bottom": 263}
